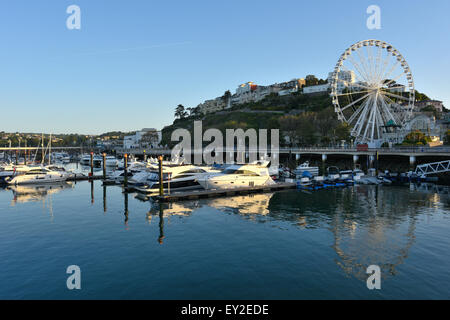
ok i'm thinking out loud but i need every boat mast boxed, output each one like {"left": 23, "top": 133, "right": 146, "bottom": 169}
{"left": 49, "top": 133, "right": 52, "bottom": 165}
{"left": 41, "top": 133, "right": 44, "bottom": 164}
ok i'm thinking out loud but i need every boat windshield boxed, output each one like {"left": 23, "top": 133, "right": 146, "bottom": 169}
{"left": 26, "top": 170, "right": 46, "bottom": 175}
{"left": 222, "top": 168, "right": 259, "bottom": 176}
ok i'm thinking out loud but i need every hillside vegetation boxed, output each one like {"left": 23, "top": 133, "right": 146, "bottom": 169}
{"left": 161, "top": 92, "right": 350, "bottom": 148}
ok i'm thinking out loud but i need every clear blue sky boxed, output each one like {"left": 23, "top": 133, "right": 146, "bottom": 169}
{"left": 0, "top": 0, "right": 449, "bottom": 134}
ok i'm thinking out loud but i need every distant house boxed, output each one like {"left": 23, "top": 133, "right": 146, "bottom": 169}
{"left": 123, "top": 128, "right": 162, "bottom": 149}
{"left": 201, "top": 78, "right": 306, "bottom": 112}
{"left": 415, "top": 100, "right": 444, "bottom": 112}
{"left": 303, "top": 83, "right": 330, "bottom": 94}
{"left": 328, "top": 70, "right": 356, "bottom": 93}
{"left": 278, "top": 87, "right": 298, "bottom": 96}
{"left": 198, "top": 97, "right": 227, "bottom": 114}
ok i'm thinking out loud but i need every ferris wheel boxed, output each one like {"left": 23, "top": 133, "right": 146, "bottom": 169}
{"left": 330, "top": 40, "right": 415, "bottom": 145}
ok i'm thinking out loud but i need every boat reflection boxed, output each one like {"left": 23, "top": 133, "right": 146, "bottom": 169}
{"left": 8, "top": 182, "right": 74, "bottom": 205}
{"left": 149, "top": 185, "right": 449, "bottom": 282}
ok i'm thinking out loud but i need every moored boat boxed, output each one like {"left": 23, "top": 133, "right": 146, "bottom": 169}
{"left": 197, "top": 160, "right": 275, "bottom": 190}
{"left": 6, "top": 167, "right": 68, "bottom": 185}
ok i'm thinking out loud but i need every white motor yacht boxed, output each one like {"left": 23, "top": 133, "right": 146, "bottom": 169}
{"left": 52, "top": 152, "right": 71, "bottom": 163}
{"left": 80, "top": 154, "right": 91, "bottom": 165}
{"left": 294, "top": 161, "right": 319, "bottom": 178}
{"left": 197, "top": 160, "right": 275, "bottom": 190}
{"left": 107, "top": 161, "right": 149, "bottom": 183}
{"left": 6, "top": 167, "right": 68, "bottom": 185}
{"left": 103, "top": 156, "right": 118, "bottom": 167}
{"left": 0, "top": 164, "right": 43, "bottom": 184}
{"left": 45, "top": 165, "right": 76, "bottom": 179}
{"left": 93, "top": 155, "right": 103, "bottom": 167}
{"left": 134, "top": 165, "right": 221, "bottom": 194}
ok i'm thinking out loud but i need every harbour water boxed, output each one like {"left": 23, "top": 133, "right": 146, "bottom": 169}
{"left": 1, "top": 174, "right": 449, "bottom": 299}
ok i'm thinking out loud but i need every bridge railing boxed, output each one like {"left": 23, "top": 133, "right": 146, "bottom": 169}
{"left": 116, "top": 146, "right": 450, "bottom": 155}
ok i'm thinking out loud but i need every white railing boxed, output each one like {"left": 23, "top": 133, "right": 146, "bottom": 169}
{"left": 415, "top": 160, "right": 450, "bottom": 175}
{"left": 116, "top": 146, "right": 450, "bottom": 155}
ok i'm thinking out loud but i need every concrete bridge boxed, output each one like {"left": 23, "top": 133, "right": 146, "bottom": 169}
{"left": 116, "top": 146, "right": 450, "bottom": 166}
{"left": 0, "top": 147, "right": 82, "bottom": 151}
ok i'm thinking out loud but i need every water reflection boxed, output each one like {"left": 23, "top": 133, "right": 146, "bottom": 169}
{"left": 124, "top": 192, "right": 129, "bottom": 229}
{"left": 148, "top": 185, "right": 449, "bottom": 282}
{"left": 90, "top": 181, "right": 94, "bottom": 204}
{"left": 158, "top": 204, "right": 164, "bottom": 244}
{"left": 7, "top": 182, "right": 74, "bottom": 205}
{"left": 4, "top": 182, "right": 74, "bottom": 223}
{"left": 2, "top": 179, "right": 449, "bottom": 285}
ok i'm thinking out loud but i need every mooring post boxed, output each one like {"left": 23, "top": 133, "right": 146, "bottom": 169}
{"left": 89, "top": 151, "right": 94, "bottom": 177}
{"left": 158, "top": 155, "right": 164, "bottom": 196}
{"left": 102, "top": 153, "right": 106, "bottom": 180}
{"left": 15, "top": 150, "right": 18, "bottom": 165}
{"left": 124, "top": 153, "right": 128, "bottom": 187}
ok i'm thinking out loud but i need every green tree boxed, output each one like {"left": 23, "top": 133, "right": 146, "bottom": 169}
{"left": 402, "top": 130, "right": 431, "bottom": 146}
{"left": 297, "top": 113, "right": 317, "bottom": 146}
{"left": 444, "top": 130, "right": 450, "bottom": 145}
{"left": 334, "top": 123, "right": 351, "bottom": 143}
{"left": 305, "top": 75, "right": 319, "bottom": 87}
{"left": 174, "top": 104, "right": 188, "bottom": 119}
{"left": 279, "top": 115, "right": 300, "bottom": 146}
{"left": 415, "top": 91, "right": 430, "bottom": 101}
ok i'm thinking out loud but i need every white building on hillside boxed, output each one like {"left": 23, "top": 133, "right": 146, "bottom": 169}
{"left": 328, "top": 70, "right": 356, "bottom": 93}
{"left": 198, "top": 97, "right": 227, "bottom": 114}
{"left": 303, "top": 83, "right": 330, "bottom": 94}
{"left": 123, "top": 128, "right": 162, "bottom": 149}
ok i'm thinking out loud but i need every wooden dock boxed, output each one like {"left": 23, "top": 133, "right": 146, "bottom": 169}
{"left": 152, "top": 182, "right": 296, "bottom": 203}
